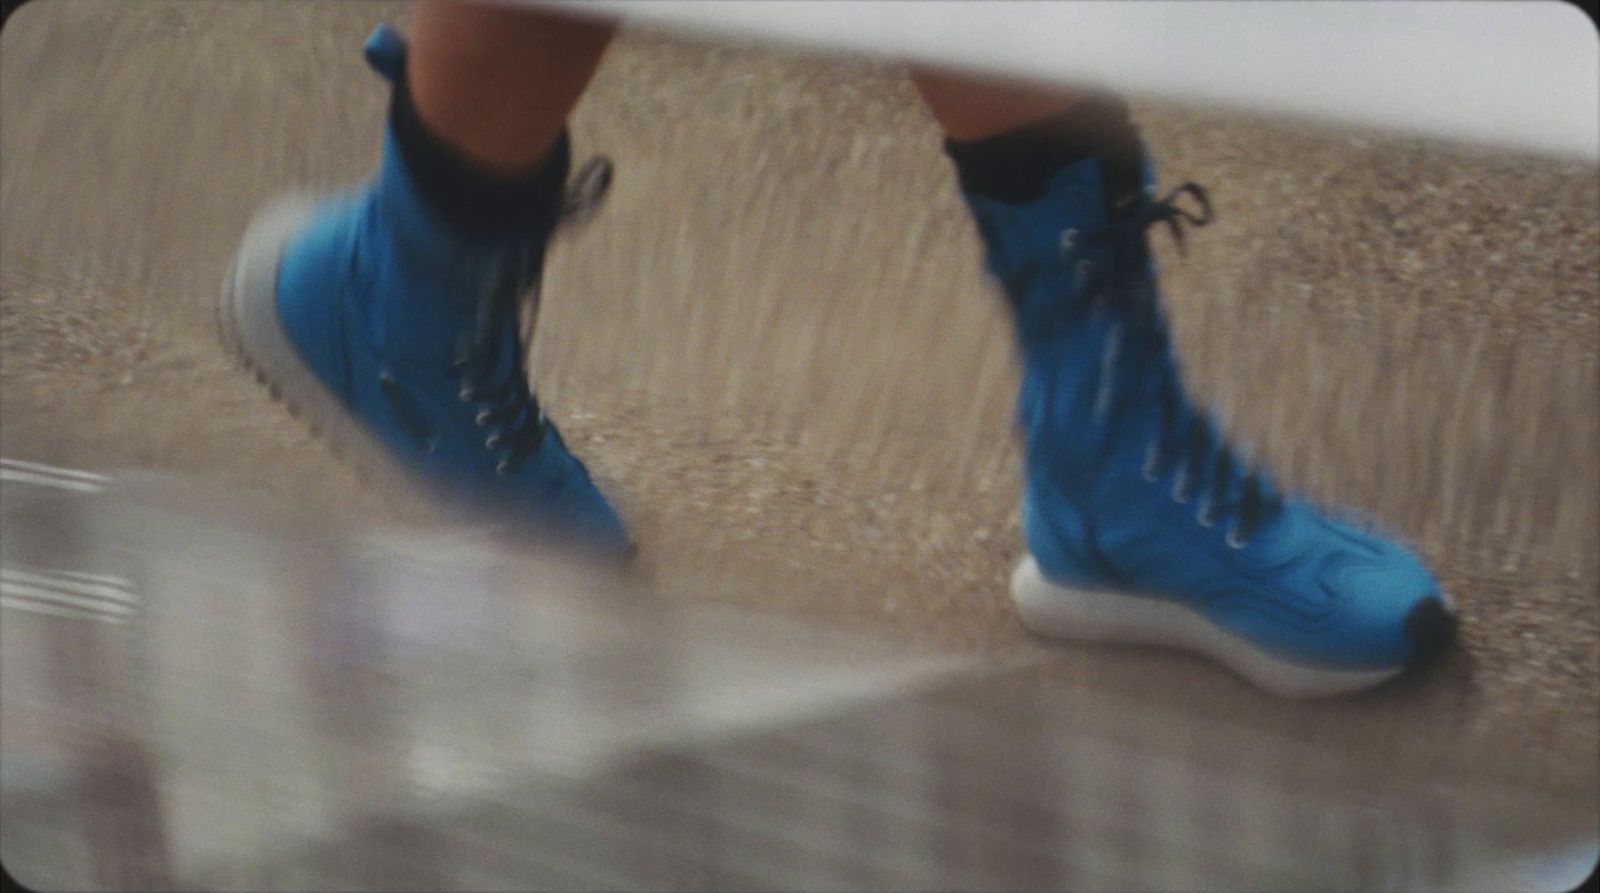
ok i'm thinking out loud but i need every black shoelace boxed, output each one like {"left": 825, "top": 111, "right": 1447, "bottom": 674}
{"left": 1082, "top": 182, "right": 1284, "bottom": 545}
{"left": 445, "top": 156, "right": 614, "bottom": 477}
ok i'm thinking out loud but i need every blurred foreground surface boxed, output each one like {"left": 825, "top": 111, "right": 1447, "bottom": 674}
{"left": 2, "top": 468, "right": 1595, "bottom": 892}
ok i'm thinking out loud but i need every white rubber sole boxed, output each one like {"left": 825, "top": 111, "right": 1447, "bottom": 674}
{"left": 1010, "top": 556, "right": 1401, "bottom": 699}
{"left": 219, "top": 196, "right": 437, "bottom": 507}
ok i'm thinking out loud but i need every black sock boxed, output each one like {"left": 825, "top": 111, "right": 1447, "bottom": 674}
{"left": 389, "top": 68, "right": 570, "bottom": 242}
{"left": 943, "top": 95, "right": 1144, "bottom": 211}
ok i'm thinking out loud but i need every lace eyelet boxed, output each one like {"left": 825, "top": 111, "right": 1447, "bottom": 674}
{"left": 484, "top": 433, "right": 502, "bottom": 450}
{"left": 1142, "top": 443, "right": 1161, "bottom": 483}
{"left": 458, "top": 387, "right": 475, "bottom": 403}
{"left": 1196, "top": 501, "right": 1216, "bottom": 528}
{"left": 495, "top": 459, "right": 511, "bottom": 477}
{"left": 1074, "top": 260, "right": 1093, "bottom": 294}
{"left": 1059, "top": 229, "right": 1078, "bottom": 252}
{"left": 475, "top": 409, "right": 492, "bottom": 426}
{"left": 1170, "top": 465, "right": 1191, "bottom": 504}
{"left": 1225, "top": 525, "right": 1249, "bottom": 549}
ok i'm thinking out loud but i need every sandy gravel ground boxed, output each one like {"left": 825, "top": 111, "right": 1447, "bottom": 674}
{"left": 2, "top": 1, "right": 1596, "bottom": 796}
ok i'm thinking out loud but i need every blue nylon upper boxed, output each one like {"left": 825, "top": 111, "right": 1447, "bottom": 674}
{"left": 963, "top": 156, "right": 1443, "bottom": 671}
{"left": 272, "top": 24, "right": 628, "bottom": 551}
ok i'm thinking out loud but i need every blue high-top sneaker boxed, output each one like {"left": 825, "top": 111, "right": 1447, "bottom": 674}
{"left": 221, "top": 25, "right": 629, "bottom": 556}
{"left": 963, "top": 153, "right": 1456, "bottom": 697}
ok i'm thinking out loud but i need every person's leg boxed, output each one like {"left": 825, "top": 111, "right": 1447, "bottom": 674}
{"left": 407, "top": 0, "right": 614, "bottom": 174}
{"left": 914, "top": 65, "right": 1457, "bottom": 697}
{"left": 912, "top": 65, "right": 1143, "bottom": 206}
{"left": 910, "top": 67, "right": 1087, "bottom": 141}
{"left": 222, "top": 3, "right": 630, "bottom": 555}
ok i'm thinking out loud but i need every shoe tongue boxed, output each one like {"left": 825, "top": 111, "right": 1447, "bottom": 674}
{"left": 476, "top": 322, "right": 528, "bottom": 395}
{"left": 1027, "top": 144, "right": 1153, "bottom": 248}
{"left": 370, "top": 242, "right": 531, "bottom": 369}
{"left": 1099, "top": 143, "right": 1148, "bottom": 224}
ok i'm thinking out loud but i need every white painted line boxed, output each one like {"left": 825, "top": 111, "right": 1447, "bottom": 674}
{"left": 0, "top": 584, "right": 137, "bottom": 617}
{"left": 0, "top": 457, "right": 110, "bottom": 483}
{"left": 0, "top": 568, "right": 138, "bottom": 608}
{"left": 0, "top": 596, "right": 129, "bottom": 624}
{"left": 54, "top": 569, "right": 136, "bottom": 588}
{"left": 0, "top": 457, "right": 109, "bottom": 493}
{"left": 0, "top": 469, "right": 105, "bottom": 493}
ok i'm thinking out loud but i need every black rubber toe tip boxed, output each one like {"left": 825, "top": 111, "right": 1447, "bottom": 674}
{"left": 1404, "top": 596, "right": 1458, "bottom": 670}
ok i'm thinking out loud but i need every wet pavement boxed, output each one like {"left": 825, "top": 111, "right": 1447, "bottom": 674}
{"left": 2, "top": 467, "right": 1594, "bottom": 891}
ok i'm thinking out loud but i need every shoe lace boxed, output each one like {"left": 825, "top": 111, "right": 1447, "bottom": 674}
{"left": 446, "top": 156, "right": 613, "bottom": 477}
{"left": 1081, "top": 182, "right": 1284, "bottom": 545}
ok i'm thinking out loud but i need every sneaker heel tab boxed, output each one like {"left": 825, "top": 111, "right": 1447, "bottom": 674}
{"left": 364, "top": 23, "right": 407, "bottom": 85}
